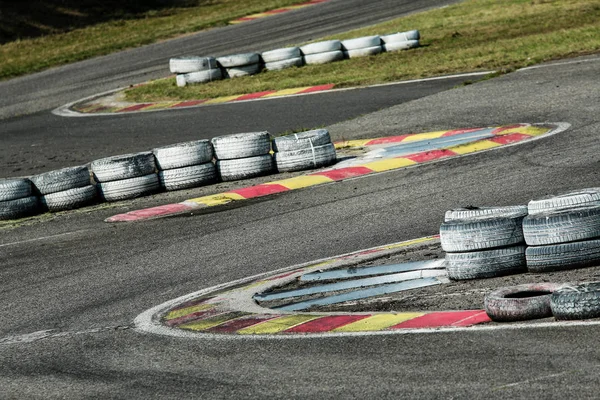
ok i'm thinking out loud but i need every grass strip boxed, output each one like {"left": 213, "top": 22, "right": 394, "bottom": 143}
{"left": 125, "top": 0, "right": 600, "bottom": 103}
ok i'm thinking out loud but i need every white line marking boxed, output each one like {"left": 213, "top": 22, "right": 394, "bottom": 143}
{"left": 0, "top": 229, "right": 90, "bottom": 248}
{"left": 517, "top": 55, "right": 600, "bottom": 72}
{"left": 494, "top": 372, "right": 571, "bottom": 389}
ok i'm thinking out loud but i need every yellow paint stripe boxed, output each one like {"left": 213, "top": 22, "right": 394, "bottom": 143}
{"left": 266, "top": 175, "right": 333, "bottom": 190}
{"left": 204, "top": 95, "right": 244, "bottom": 104}
{"left": 264, "top": 87, "right": 311, "bottom": 97}
{"left": 165, "top": 303, "right": 214, "bottom": 320}
{"left": 237, "top": 314, "right": 319, "bottom": 334}
{"left": 383, "top": 236, "right": 438, "bottom": 250}
{"left": 335, "top": 139, "right": 372, "bottom": 149}
{"left": 498, "top": 126, "right": 549, "bottom": 137}
{"left": 143, "top": 102, "right": 178, "bottom": 111}
{"left": 447, "top": 140, "right": 502, "bottom": 155}
{"left": 361, "top": 157, "right": 416, "bottom": 172}
{"left": 187, "top": 193, "right": 245, "bottom": 206}
{"left": 179, "top": 313, "right": 245, "bottom": 331}
{"left": 401, "top": 130, "right": 448, "bottom": 142}
{"left": 333, "top": 313, "right": 424, "bottom": 332}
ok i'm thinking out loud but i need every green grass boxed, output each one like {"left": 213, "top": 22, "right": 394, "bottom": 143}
{"left": 0, "top": 0, "right": 321, "bottom": 79}
{"left": 125, "top": 0, "right": 600, "bottom": 103}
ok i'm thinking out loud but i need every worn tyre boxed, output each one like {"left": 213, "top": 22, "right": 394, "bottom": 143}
{"left": 381, "top": 30, "right": 420, "bottom": 43}
{"left": 98, "top": 174, "right": 160, "bottom": 202}
{"left": 159, "top": 163, "right": 216, "bottom": 191}
{"left": 169, "top": 56, "right": 218, "bottom": 74}
{"left": 217, "top": 53, "right": 260, "bottom": 67}
{"left": 444, "top": 205, "right": 528, "bottom": 222}
{"left": 445, "top": 246, "right": 526, "bottom": 280}
{"left": 440, "top": 215, "right": 525, "bottom": 252}
{"left": 225, "top": 63, "right": 262, "bottom": 78}
{"left": 91, "top": 152, "right": 156, "bottom": 183}
{"left": 30, "top": 166, "right": 90, "bottom": 195}
{"left": 275, "top": 143, "right": 337, "bottom": 172}
{"left": 273, "top": 129, "right": 331, "bottom": 152}
{"left": 551, "top": 282, "right": 600, "bottom": 320}
{"left": 382, "top": 40, "right": 420, "bottom": 52}
{"left": 0, "top": 178, "right": 32, "bottom": 201}
{"left": 526, "top": 239, "right": 600, "bottom": 272}
{"left": 153, "top": 140, "right": 213, "bottom": 170}
{"left": 300, "top": 40, "right": 342, "bottom": 55}
{"left": 523, "top": 205, "right": 600, "bottom": 246}
{"left": 343, "top": 46, "right": 382, "bottom": 59}
{"left": 265, "top": 57, "right": 304, "bottom": 71}
{"left": 485, "top": 283, "right": 562, "bottom": 322}
{"left": 212, "top": 132, "right": 271, "bottom": 160}
{"left": 261, "top": 47, "right": 301, "bottom": 63}
{"left": 303, "top": 50, "right": 344, "bottom": 65}
{"left": 528, "top": 188, "right": 600, "bottom": 215}
{"left": 341, "top": 36, "right": 381, "bottom": 51}
{"left": 178, "top": 69, "right": 223, "bottom": 86}
{"left": 217, "top": 155, "right": 274, "bottom": 182}
{"left": 42, "top": 185, "right": 97, "bottom": 211}
{"left": 0, "top": 196, "right": 39, "bottom": 220}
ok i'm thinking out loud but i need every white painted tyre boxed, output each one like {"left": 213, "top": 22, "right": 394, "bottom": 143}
{"left": 343, "top": 46, "right": 382, "bottom": 59}
{"left": 212, "top": 132, "right": 271, "bottom": 160}
{"left": 272, "top": 129, "right": 331, "bottom": 152}
{"left": 0, "top": 196, "right": 39, "bottom": 220}
{"left": 159, "top": 163, "right": 216, "bottom": 191}
{"left": 176, "top": 74, "right": 186, "bottom": 87}
{"left": 300, "top": 40, "right": 342, "bottom": 55}
{"left": 341, "top": 36, "right": 381, "bottom": 51}
{"left": 440, "top": 214, "right": 526, "bottom": 252}
{"left": 261, "top": 47, "right": 301, "bottom": 63}
{"left": 265, "top": 57, "right": 304, "bottom": 71}
{"left": 528, "top": 188, "right": 600, "bottom": 215}
{"left": 523, "top": 205, "right": 600, "bottom": 246}
{"left": 217, "top": 155, "right": 274, "bottom": 182}
{"left": 98, "top": 174, "right": 160, "bottom": 202}
{"left": 275, "top": 143, "right": 337, "bottom": 172}
{"left": 30, "top": 166, "right": 90, "bottom": 195}
{"left": 382, "top": 40, "right": 420, "bottom": 52}
{"left": 179, "top": 69, "right": 223, "bottom": 86}
{"left": 217, "top": 53, "right": 260, "bottom": 67}
{"left": 445, "top": 246, "right": 526, "bottom": 280}
{"left": 42, "top": 185, "right": 97, "bottom": 211}
{"left": 526, "top": 239, "right": 600, "bottom": 273}
{"left": 381, "top": 30, "right": 420, "bottom": 43}
{"left": 91, "top": 152, "right": 156, "bottom": 183}
{"left": 169, "top": 56, "right": 218, "bottom": 74}
{"left": 0, "top": 178, "right": 32, "bottom": 201}
{"left": 444, "top": 205, "right": 528, "bottom": 222}
{"left": 303, "top": 50, "right": 344, "bottom": 65}
{"left": 153, "top": 140, "right": 213, "bottom": 170}
{"left": 225, "top": 63, "right": 262, "bottom": 78}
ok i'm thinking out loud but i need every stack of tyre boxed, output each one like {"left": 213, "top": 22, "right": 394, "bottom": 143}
{"left": 273, "top": 129, "right": 337, "bottom": 172}
{"left": 31, "top": 166, "right": 97, "bottom": 212}
{"left": 153, "top": 140, "right": 216, "bottom": 191}
{"left": 171, "top": 56, "right": 222, "bottom": 87}
{"left": 0, "top": 178, "right": 39, "bottom": 220}
{"left": 217, "top": 53, "right": 262, "bottom": 78}
{"left": 300, "top": 40, "right": 344, "bottom": 65}
{"left": 381, "top": 30, "right": 420, "bottom": 52}
{"left": 91, "top": 152, "right": 160, "bottom": 202}
{"left": 212, "top": 132, "right": 274, "bottom": 181}
{"left": 341, "top": 36, "right": 382, "bottom": 59}
{"left": 440, "top": 206, "right": 528, "bottom": 280}
{"left": 261, "top": 47, "right": 304, "bottom": 71}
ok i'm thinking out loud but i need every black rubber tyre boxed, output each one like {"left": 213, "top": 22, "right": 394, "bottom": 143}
{"left": 551, "top": 282, "right": 600, "bottom": 320}
{"left": 485, "top": 283, "right": 563, "bottom": 322}
{"left": 444, "top": 205, "right": 527, "bottom": 222}
{"left": 41, "top": 185, "right": 97, "bottom": 211}
{"left": 528, "top": 188, "right": 600, "bottom": 215}
{"left": 274, "top": 143, "right": 337, "bottom": 172}
{"left": 0, "top": 196, "right": 39, "bottom": 220}
{"left": 440, "top": 215, "right": 525, "bottom": 252}
{"left": 159, "top": 163, "right": 216, "bottom": 191}
{"left": 272, "top": 129, "right": 331, "bottom": 152}
{"left": 526, "top": 239, "right": 600, "bottom": 272}
{"left": 30, "top": 166, "right": 90, "bottom": 195}
{"left": 153, "top": 140, "right": 213, "bottom": 170}
{"left": 216, "top": 155, "right": 274, "bottom": 182}
{"left": 522, "top": 205, "right": 600, "bottom": 246}
{"left": 211, "top": 132, "right": 271, "bottom": 160}
{"left": 91, "top": 152, "right": 156, "bottom": 183}
{"left": 444, "top": 246, "right": 526, "bottom": 280}
{"left": 0, "top": 178, "right": 32, "bottom": 201}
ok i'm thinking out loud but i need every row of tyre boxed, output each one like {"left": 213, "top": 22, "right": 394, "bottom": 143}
{"left": 171, "top": 30, "right": 420, "bottom": 86}
{"left": 0, "top": 129, "right": 336, "bottom": 220}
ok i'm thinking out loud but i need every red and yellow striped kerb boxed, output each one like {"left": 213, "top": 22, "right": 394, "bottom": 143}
{"left": 230, "top": 0, "right": 328, "bottom": 24}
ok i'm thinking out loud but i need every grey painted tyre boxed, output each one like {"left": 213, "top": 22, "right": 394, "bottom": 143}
{"left": 91, "top": 152, "right": 156, "bottom": 183}
{"left": 217, "top": 155, "right": 274, "bottom": 182}
{"left": 382, "top": 40, "right": 420, "bottom": 52}
{"left": 153, "top": 140, "right": 214, "bottom": 170}
{"left": 303, "top": 50, "right": 344, "bottom": 65}
{"left": 526, "top": 239, "right": 600, "bottom": 272}
{"left": 273, "top": 129, "right": 331, "bottom": 152}
{"left": 0, "top": 178, "right": 32, "bottom": 201}
{"left": 528, "top": 188, "right": 600, "bottom": 215}
{"left": 381, "top": 30, "right": 420, "bottom": 43}
{"left": 275, "top": 143, "right": 337, "bottom": 172}
{"left": 212, "top": 132, "right": 271, "bottom": 160}
{"left": 98, "top": 174, "right": 160, "bottom": 202}
{"left": 445, "top": 246, "right": 526, "bottom": 280}
{"left": 217, "top": 53, "right": 260, "bottom": 67}
{"left": 261, "top": 47, "right": 301, "bottom": 63}
{"left": 159, "top": 163, "right": 216, "bottom": 191}
{"left": 300, "top": 40, "right": 342, "bottom": 55}
{"left": 42, "top": 185, "right": 97, "bottom": 211}
{"left": 30, "top": 166, "right": 90, "bottom": 195}
{"left": 0, "top": 196, "right": 39, "bottom": 220}
{"left": 484, "top": 283, "right": 562, "bottom": 322}
{"left": 169, "top": 56, "right": 218, "bottom": 74}
{"left": 522, "top": 205, "right": 600, "bottom": 246}
{"left": 440, "top": 215, "right": 525, "bottom": 252}
{"left": 444, "top": 205, "right": 528, "bottom": 222}
{"left": 341, "top": 36, "right": 381, "bottom": 50}
{"left": 225, "top": 63, "right": 262, "bottom": 78}
{"left": 551, "top": 282, "right": 600, "bottom": 320}
{"left": 343, "top": 46, "right": 382, "bottom": 59}
{"left": 265, "top": 57, "right": 304, "bottom": 71}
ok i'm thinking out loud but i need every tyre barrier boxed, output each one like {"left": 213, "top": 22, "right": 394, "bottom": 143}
{"left": 484, "top": 283, "right": 563, "bottom": 322}
{"left": 169, "top": 30, "right": 421, "bottom": 86}
{"left": 551, "top": 282, "right": 600, "bottom": 320}
{"left": 273, "top": 129, "right": 336, "bottom": 173}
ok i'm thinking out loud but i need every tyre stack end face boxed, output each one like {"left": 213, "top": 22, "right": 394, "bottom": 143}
{"left": 273, "top": 129, "right": 336, "bottom": 172}
{"left": 484, "top": 283, "right": 562, "bottom": 322}
{"left": 211, "top": 132, "right": 273, "bottom": 181}
{"left": 551, "top": 282, "right": 600, "bottom": 320}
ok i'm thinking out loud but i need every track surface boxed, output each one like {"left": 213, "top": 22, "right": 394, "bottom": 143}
{"left": 2, "top": 0, "right": 600, "bottom": 398}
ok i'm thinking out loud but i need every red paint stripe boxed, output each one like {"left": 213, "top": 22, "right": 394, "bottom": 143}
{"left": 389, "top": 311, "right": 489, "bottom": 329}
{"left": 233, "top": 91, "right": 278, "bottom": 101}
{"left": 265, "top": 8, "right": 291, "bottom": 14}
{"left": 172, "top": 100, "right": 207, "bottom": 108}
{"left": 119, "top": 103, "right": 154, "bottom": 112}
{"left": 406, "top": 149, "right": 458, "bottom": 163}
{"left": 310, "top": 166, "right": 373, "bottom": 181}
{"left": 165, "top": 308, "right": 222, "bottom": 327}
{"left": 297, "top": 84, "right": 335, "bottom": 94}
{"left": 492, "top": 124, "right": 526, "bottom": 134}
{"left": 441, "top": 128, "right": 484, "bottom": 137}
{"left": 106, "top": 203, "right": 192, "bottom": 222}
{"left": 229, "top": 184, "right": 289, "bottom": 199}
{"left": 235, "top": 17, "right": 256, "bottom": 22}
{"left": 285, "top": 315, "right": 370, "bottom": 333}
{"left": 364, "top": 135, "right": 411, "bottom": 145}
{"left": 488, "top": 133, "right": 531, "bottom": 145}
{"left": 451, "top": 311, "right": 491, "bottom": 326}
{"left": 207, "top": 315, "right": 278, "bottom": 333}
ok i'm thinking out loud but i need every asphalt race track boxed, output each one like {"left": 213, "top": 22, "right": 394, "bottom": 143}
{"left": 2, "top": 0, "right": 600, "bottom": 398}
